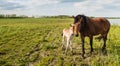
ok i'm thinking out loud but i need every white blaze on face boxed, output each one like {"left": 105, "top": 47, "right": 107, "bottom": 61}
{"left": 73, "top": 23, "right": 80, "bottom": 36}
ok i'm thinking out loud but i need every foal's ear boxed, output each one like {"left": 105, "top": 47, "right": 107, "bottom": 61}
{"left": 70, "top": 24, "right": 74, "bottom": 26}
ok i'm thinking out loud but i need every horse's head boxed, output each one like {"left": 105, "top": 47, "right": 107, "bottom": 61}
{"left": 72, "top": 15, "right": 87, "bottom": 37}
{"left": 72, "top": 22, "right": 80, "bottom": 37}
{"left": 73, "top": 15, "right": 85, "bottom": 24}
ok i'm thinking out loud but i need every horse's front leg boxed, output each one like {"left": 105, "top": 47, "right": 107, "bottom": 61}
{"left": 89, "top": 36, "right": 93, "bottom": 54}
{"left": 81, "top": 35, "right": 85, "bottom": 58}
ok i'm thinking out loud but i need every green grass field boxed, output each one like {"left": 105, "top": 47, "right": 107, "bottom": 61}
{"left": 0, "top": 18, "right": 120, "bottom": 66}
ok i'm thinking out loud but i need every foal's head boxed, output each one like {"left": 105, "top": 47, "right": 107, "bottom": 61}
{"left": 69, "top": 24, "right": 74, "bottom": 36}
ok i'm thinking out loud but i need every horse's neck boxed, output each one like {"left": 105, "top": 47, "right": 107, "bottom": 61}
{"left": 86, "top": 17, "right": 96, "bottom": 33}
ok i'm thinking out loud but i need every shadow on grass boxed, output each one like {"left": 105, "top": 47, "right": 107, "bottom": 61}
{"left": 81, "top": 63, "right": 89, "bottom": 66}
{"left": 72, "top": 45, "right": 109, "bottom": 58}
{"left": 40, "top": 39, "right": 49, "bottom": 42}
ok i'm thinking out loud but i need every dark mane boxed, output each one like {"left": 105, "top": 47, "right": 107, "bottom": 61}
{"left": 74, "top": 15, "right": 87, "bottom": 24}
{"left": 75, "top": 15, "right": 88, "bottom": 32}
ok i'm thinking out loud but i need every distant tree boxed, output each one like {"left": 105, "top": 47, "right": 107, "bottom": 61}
{"left": 0, "top": 14, "right": 29, "bottom": 18}
{"left": 90, "top": 16, "right": 95, "bottom": 18}
{"left": 0, "top": 14, "right": 4, "bottom": 18}
{"left": 11, "top": 14, "right": 17, "bottom": 18}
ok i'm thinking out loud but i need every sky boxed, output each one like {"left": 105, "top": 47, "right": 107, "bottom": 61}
{"left": 0, "top": 0, "right": 120, "bottom": 17}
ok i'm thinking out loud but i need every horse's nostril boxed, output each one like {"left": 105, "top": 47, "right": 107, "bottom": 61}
{"left": 72, "top": 34, "right": 74, "bottom": 36}
{"left": 76, "top": 34, "right": 78, "bottom": 37}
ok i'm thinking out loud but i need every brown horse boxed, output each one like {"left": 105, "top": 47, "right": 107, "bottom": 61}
{"left": 73, "top": 15, "right": 110, "bottom": 58}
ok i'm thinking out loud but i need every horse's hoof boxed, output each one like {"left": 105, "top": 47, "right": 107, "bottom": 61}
{"left": 81, "top": 54, "right": 85, "bottom": 59}
{"left": 90, "top": 51, "right": 93, "bottom": 54}
{"left": 90, "top": 50, "right": 94, "bottom": 54}
{"left": 89, "top": 53, "right": 92, "bottom": 56}
{"left": 71, "top": 51, "right": 74, "bottom": 55}
{"left": 82, "top": 56, "right": 85, "bottom": 59}
{"left": 101, "top": 50, "right": 107, "bottom": 56}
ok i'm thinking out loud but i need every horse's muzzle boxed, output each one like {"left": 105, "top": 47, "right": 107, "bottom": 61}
{"left": 75, "top": 34, "right": 79, "bottom": 37}
{"left": 71, "top": 34, "right": 74, "bottom": 36}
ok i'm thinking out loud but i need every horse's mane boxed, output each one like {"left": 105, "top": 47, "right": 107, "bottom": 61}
{"left": 76, "top": 15, "right": 88, "bottom": 32}
{"left": 77, "top": 14, "right": 87, "bottom": 24}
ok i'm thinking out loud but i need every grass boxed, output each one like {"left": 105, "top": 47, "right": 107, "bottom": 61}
{"left": 0, "top": 18, "right": 120, "bottom": 66}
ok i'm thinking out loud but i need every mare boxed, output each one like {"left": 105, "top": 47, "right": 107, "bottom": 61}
{"left": 73, "top": 15, "right": 110, "bottom": 58}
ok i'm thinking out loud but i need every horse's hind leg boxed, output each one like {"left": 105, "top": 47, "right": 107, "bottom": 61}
{"left": 102, "top": 34, "right": 107, "bottom": 52}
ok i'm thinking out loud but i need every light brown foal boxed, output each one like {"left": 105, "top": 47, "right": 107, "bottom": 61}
{"left": 62, "top": 24, "right": 74, "bottom": 54}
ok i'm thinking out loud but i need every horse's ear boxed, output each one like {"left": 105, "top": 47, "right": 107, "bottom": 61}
{"left": 72, "top": 16, "right": 75, "bottom": 18}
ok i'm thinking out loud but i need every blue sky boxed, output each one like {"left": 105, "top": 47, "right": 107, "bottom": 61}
{"left": 0, "top": 0, "right": 120, "bottom": 17}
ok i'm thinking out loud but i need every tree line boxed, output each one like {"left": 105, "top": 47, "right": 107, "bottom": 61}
{"left": 0, "top": 14, "right": 72, "bottom": 18}
{"left": 0, "top": 14, "right": 120, "bottom": 19}
{"left": 0, "top": 14, "right": 28, "bottom": 18}
{"left": 41, "top": 15, "right": 72, "bottom": 18}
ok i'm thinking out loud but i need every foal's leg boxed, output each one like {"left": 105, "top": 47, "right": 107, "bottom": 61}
{"left": 65, "top": 38, "right": 69, "bottom": 54}
{"left": 62, "top": 35, "right": 65, "bottom": 48}
{"left": 70, "top": 39, "right": 73, "bottom": 52}
{"left": 89, "top": 36, "right": 93, "bottom": 53}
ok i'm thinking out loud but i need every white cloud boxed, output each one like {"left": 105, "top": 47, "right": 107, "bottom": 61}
{"left": 7, "top": 0, "right": 59, "bottom": 5}
{"left": 73, "top": 0, "right": 119, "bottom": 12}
{"left": 0, "top": 0, "right": 59, "bottom": 16}
{"left": 0, "top": 0, "right": 120, "bottom": 17}
{"left": 73, "top": 0, "right": 101, "bottom": 12}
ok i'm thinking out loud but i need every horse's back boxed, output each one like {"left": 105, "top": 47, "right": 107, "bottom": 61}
{"left": 92, "top": 17, "right": 109, "bottom": 23}
{"left": 91, "top": 17, "right": 110, "bottom": 28}
{"left": 88, "top": 17, "right": 110, "bottom": 35}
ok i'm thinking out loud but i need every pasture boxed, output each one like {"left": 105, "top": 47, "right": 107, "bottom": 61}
{"left": 0, "top": 18, "right": 120, "bottom": 66}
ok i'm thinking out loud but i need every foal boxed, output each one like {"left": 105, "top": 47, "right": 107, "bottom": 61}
{"left": 62, "top": 24, "right": 74, "bottom": 54}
